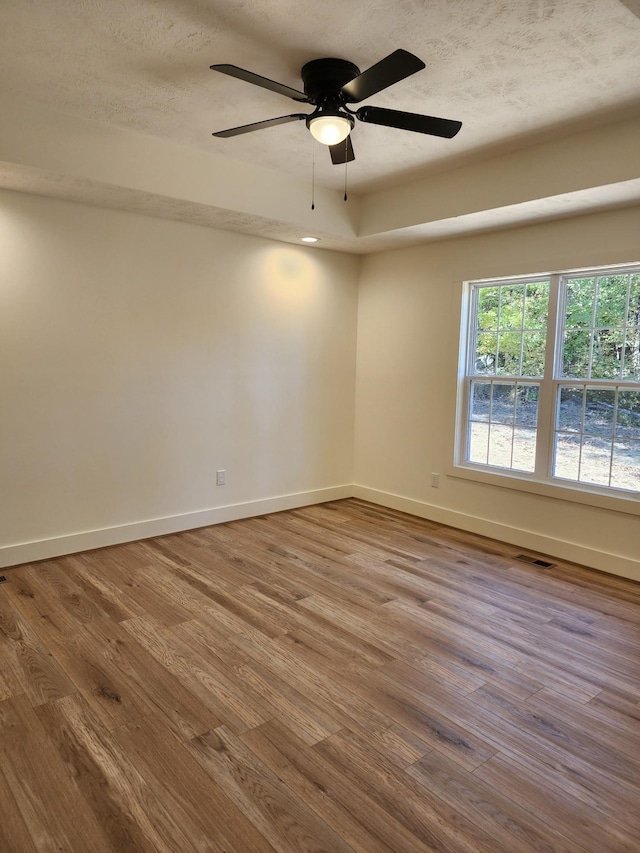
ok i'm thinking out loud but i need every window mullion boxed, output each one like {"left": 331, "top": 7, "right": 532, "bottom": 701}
{"left": 609, "top": 387, "right": 619, "bottom": 487}
{"left": 535, "top": 274, "right": 561, "bottom": 478}
{"left": 467, "top": 287, "right": 479, "bottom": 375}
{"left": 588, "top": 277, "right": 599, "bottom": 379}
{"left": 621, "top": 274, "right": 631, "bottom": 377}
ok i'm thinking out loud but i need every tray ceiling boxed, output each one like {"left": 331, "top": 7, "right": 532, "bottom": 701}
{"left": 0, "top": 0, "right": 639, "bottom": 250}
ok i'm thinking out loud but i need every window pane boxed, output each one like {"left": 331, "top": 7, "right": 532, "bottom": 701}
{"left": 470, "top": 380, "right": 491, "bottom": 422}
{"left": 595, "top": 275, "right": 628, "bottom": 328}
{"left": 475, "top": 332, "right": 497, "bottom": 374}
{"left": 557, "top": 386, "right": 583, "bottom": 432}
{"left": 590, "top": 329, "right": 623, "bottom": 379}
{"left": 491, "top": 383, "right": 516, "bottom": 424}
{"left": 523, "top": 282, "right": 550, "bottom": 329}
{"left": 627, "top": 274, "right": 640, "bottom": 326}
{"left": 488, "top": 424, "right": 513, "bottom": 468}
{"left": 554, "top": 385, "right": 640, "bottom": 493}
{"left": 499, "top": 285, "right": 524, "bottom": 330}
{"left": 555, "top": 386, "right": 586, "bottom": 483}
{"left": 514, "top": 384, "right": 538, "bottom": 426}
{"left": 562, "top": 330, "right": 591, "bottom": 377}
{"left": 521, "top": 331, "right": 546, "bottom": 376}
{"left": 611, "top": 440, "right": 640, "bottom": 491}
{"left": 468, "top": 422, "right": 489, "bottom": 464}
{"left": 622, "top": 327, "right": 640, "bottom": 381}
{"left": 562, "top": 274, "right": 639, "bottom": 382}
{"left": 584, "top": 388, "right": 614, "bottom": 436}
{"left": 565, "top": 277, "right": 595, "bottom": 329}
{"left": 512, "top": 427, "right": 536, "bottom": 472}
{"left": 466, "top": 380, "right": 539, "bottom": 471}
{"left": 496, "top": 332, "right": 521, "bottom": 375}
{"left": 554, "top": 434, "right": 581, "bottom": 480}
{"left": 474, "top": 282, "right": 550, "bottom": 377}
{"left": 477, "top": 287, "right": 499, "bottom": 331}
{"left": 611, "top": 359, "right": 640, "bottom": 490}
{"left": 578, "top": 437, "right": 612, "bottom": 487}
{"left": 616, "top": 390, "right": 640, "bottom": 438}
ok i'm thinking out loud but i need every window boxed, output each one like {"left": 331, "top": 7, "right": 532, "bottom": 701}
{"left": 458, "top": 265, "right": 640, "bottom": 498}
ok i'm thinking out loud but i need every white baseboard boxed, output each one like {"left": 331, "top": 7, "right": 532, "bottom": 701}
{"left": 0, "top": 485, "right": 352, "bottom": 569}
{"left": 352, "top": 485, "right": 640, "bottom": 583}
{"left": 3, "top": 483, "right": 638, "bottom": 584}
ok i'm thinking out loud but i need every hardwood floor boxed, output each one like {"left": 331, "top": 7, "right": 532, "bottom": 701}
{"left": 1, "top": 498, "right": 639, "bottom": 852}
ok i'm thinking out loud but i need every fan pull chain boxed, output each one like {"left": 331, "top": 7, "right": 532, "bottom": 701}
{"left": 311, "top": 143, "right": 315, "bottom": 210}
{"left": 344, "top": 142, "right": 348, "bottom": 202}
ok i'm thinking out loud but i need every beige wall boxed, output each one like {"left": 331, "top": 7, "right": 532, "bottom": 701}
{"left": 2, "top": 188, "right": 639, "bottom": 579}
{"left": 354, "top": 206, "right": 640, "bottom": 581}
{"left": 0, "top": 190, "right": 359, "bottom": 565}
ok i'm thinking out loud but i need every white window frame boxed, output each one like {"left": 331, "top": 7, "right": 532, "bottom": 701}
{"left": 453, "top": 264, "right": 640, "bottom": 515}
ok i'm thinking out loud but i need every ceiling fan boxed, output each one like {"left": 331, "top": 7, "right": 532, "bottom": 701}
{"left": 210, "top": 49, "right": 461, "bottom": 164}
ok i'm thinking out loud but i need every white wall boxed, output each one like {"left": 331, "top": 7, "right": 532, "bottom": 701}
{"left": 0, "top": 190, "right": 359, "bottom": 566}
{"left": 3, "top": 188, "right": 639, "bottom": 581}
{"left": 354, "top": 206, "right": 640, "bottom": 581}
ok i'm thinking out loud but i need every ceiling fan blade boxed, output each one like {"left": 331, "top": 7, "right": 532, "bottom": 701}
{"left": 356, "top": 106, "right": 462, "bottom": 138}
{"left": 340, "top": 49, "right": 425, "bottom": 103}
{"left": 211, "top": 64, "right": 308, "bottom": 102}
{"left": 329, "top": 136, "right": 355, "bottom": 165}
{"left": 213, "top": 114, "right": 307, "bottom": 138}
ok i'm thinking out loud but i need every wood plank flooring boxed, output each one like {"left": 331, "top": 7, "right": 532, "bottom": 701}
{"left": 1, "top": 498, "right": 639, "bottom": 852}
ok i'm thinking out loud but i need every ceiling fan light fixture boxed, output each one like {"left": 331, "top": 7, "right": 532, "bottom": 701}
{"left": 307, "top": 111, "right": 353, "bottom": 146}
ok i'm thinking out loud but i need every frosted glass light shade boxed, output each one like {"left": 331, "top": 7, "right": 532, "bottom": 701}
{"left": 308, "top": 114, "right": 352, "bottom": 146}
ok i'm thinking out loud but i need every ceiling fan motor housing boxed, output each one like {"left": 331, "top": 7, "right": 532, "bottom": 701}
{"left": 300, "top": 58, "right": 361, "bottom": 102}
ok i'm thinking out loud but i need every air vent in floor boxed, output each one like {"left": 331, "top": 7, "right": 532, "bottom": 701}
{"left": 516, "top": 554, "right": 555, "bottom": 568}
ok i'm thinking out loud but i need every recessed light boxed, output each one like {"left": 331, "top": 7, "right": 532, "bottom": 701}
{"left": 301, "top": 236, "right": 319, "bottom": 243}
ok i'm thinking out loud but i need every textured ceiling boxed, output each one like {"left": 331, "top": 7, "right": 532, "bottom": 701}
{"left": 0, "top": 0, "right": 639, "bottom": 249}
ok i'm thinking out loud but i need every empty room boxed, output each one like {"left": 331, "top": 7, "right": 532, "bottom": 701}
{"left": 1, "top": 1, "right": 639, "bottom": 851}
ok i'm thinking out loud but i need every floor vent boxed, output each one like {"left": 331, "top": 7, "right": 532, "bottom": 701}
{"left": 0, "top": 575, "right": 7, "bottom": 583}
{"left": 516, "top": 554, "right": 555, "bottom": 568}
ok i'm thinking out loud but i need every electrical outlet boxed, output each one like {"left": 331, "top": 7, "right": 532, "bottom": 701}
{"left": 430, "top": 472, "right": 440, "bottom": 488}
{"left": 216, "top": 469, "right": 226, "bottom": 486}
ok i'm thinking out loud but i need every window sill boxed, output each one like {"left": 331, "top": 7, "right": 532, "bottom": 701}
{"left": 448, "top": 464, "right": 640, "bottom": 517}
